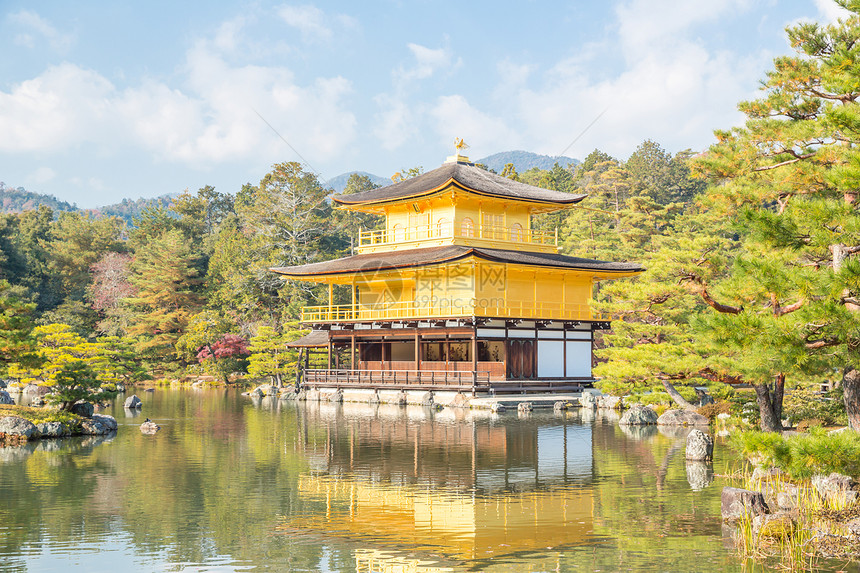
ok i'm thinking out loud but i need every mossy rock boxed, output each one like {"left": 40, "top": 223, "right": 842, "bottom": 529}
{"left": 753, "top": 512, "right": 796, "bottom": 540}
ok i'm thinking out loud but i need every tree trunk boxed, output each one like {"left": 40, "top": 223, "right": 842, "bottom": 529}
{"left": 754, "top": 382, "right": 783, "bottom": 432}
{"left": 843, "top": 367, "right": 860, "bottom": 432}
{"left": 773, "top": 373, "right": 785, "bottom": 422}
{"left": 660, "top": 379, "right": 697, "bottom": 411}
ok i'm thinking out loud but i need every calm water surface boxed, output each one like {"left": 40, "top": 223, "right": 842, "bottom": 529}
{"left": 0, "top": 389, "right": 811, "bottom": 572}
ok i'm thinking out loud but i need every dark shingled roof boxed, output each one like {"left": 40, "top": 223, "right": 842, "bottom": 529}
{"left": 333, "top": 161, "right": 587, "bottom": 206}
{"left": 286, "top": 330, "right": 330, "bottom": 347}
{"left": 271, "top": 245, "right": 643, "bottom": 277}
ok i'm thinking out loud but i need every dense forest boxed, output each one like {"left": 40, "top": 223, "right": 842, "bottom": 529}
{"left": 3, "top": 5, "right": 860, "bottom": 434}
{"left": 0, "top": 142, "right": 700, "bottom": 387}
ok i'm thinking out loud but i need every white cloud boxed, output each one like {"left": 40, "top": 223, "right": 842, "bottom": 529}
{"left": 397, "top": 43, "right": 456, "bottom": 82}
{"left": 615, "top": 0, "right": 752, "bottom": 58}
{"left": 373, "top": 94, "right": 417, "bottom": 151}
{"left": 489, "top": 0, "right": 767, "bottom": 159}
{"left": 430, "top": 95, "right": 520, "bottom": 153}
{"left": 278, "top": 5, "right": 333, "bottom": 42}
{"left": 29, "top": 167, "right": 56, "bottom": 184}
{"left": 813, "top": 0, "right": 852, "bottom": 23}
{"left": 0, "top": 63, "right": 116, "bottom": 152}
{"left": 8, "top": 10, "right": 74, "bottom": 53}
{"left": 372, "top": 41, "right": 465, "bottom": 151}
{"left": 0, "top": 31, "right": 357, "bottom": 168}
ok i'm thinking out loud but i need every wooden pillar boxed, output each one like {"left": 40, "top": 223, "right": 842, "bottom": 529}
{"left": 296, "top": 347, "right": 303, "bottom": 389}
{"left": 471, "top": 327, "right": 478, "bottom": 396}
{"left": 414, "top": 329, "right": 420, "bottom": 372}
{"left": 327, "top": 340, "right": 332, "bottom": 371}
{"left": 351, "top": 334, "right": 356, "bottom": 371}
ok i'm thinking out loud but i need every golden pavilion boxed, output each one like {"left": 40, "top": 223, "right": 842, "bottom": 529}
{"left": 272, "top": 146, "right": 642, "bottom": 394}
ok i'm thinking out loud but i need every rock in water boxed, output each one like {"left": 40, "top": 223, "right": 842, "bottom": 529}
{"left": 71, "top": 401, "right": 95, "bottom": 417}
{"left": 140, "top": 419, "right": 160, "bottom": 434}
{"left": 518, "top": 402, "right": 533, "bottom": 413}
{"left": 598, "top": 395, "right": 621, "bottom": 409}
{"left": 91, "top": 414, "right": 118, "bottom": 431}
{"left": 124, "top": 395, "right": 143, "bottom": 409}
{"left": 658, "top": 409, "right": 710, "bottom": 426}
{"left": 0, "top": 390, "right": 13, "bottom": 405}
{"left": 721, "top": 487, "right": 769, "bottom": 521}
{"left": 812, "top": 473, "right": 859, "bottom": 505}
{"left": 580, "top": 393, "right": 597, "bottom": 409}
{"left": 618, "top": 405, "right": 658, "bottom": 425}
{"left": 0, "top": 416, "right": 40, "bottom": 439}
{"left": 80, "top": 419, "right": 109, "bottom": 435}
{"left": 753, "top": 512, "right": 795, "bottom": 540}
{"left": 490, "top": 402, "right": 506, "bottom": 414}
{"left": 685, "top": 429, "right": 714, "bottom": 461}
{"left": 36, "top": 421, "right": 69, "bottom": 438}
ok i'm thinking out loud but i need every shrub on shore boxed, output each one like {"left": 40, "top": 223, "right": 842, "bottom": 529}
{"left": 0, "top": 404, "right": 84, "bottom": 429}
{"left": 732, "top": 428, "right": 860, "bottom": 480}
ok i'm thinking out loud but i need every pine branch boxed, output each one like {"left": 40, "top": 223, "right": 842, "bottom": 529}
{"left": 770, "top": 293, "right": 806, "bottom": 317}
{"left": 677, "top": 272, "right": 743, "bottom": 314}
{"left": 753, "top": 157, "right": 804, "bottom": 172}
{"left": 700, "top": 288, "right": 743, "bottom": 314}
{"left": 805, "top": 338, "right": 841, "bottom": 349}
{"left": 698, "top": 367, "right": 745, "bottom": 386}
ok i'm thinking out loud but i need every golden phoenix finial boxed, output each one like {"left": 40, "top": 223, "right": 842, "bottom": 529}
{"left": 454, "top": 138, "right": 469, "bottom": 152}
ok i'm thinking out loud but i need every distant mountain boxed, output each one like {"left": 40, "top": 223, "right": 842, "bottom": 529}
{"left": 0, "top": 183, "right": 77, "bottom": 213}
{"left": 88, "top": 195, "right": 176, "bottom": 225}
{"left": 325, "top": 171, "right": 390, "bottom": 193}
{"left": 0, "top": 182, "right": 176, "bottom": 224}
{"left": 476, "top": 151, "right": 579, "bottom": 173}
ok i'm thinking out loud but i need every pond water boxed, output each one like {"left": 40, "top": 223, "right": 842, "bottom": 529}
{"left": 0, "top": 389, "right": 830, "bottom": 572}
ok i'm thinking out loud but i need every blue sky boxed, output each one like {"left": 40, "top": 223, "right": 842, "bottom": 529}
{"left": 0, "top": 0, "right": 849, "bottom": 208}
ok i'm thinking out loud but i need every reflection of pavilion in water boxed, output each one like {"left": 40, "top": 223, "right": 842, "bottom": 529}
{"left": 285, "top": 403, "right": 597, "bottom": 563}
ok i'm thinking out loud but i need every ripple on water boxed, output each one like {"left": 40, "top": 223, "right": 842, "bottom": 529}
{"left": 0, "top": 390, "right": 821, "bottom": 572}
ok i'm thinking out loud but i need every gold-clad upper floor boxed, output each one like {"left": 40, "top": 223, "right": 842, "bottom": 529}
{"left": 334, "top": 159, "right": 586, "bottom": 255}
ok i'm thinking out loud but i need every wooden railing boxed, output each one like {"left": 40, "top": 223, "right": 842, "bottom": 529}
{"left": 301, "top": 300, "right": 600, "bottom": 323}
{"left": 303, "top": 369, "right": 491, "bottom": 389}
{"left": 358, "top": 222, "right": 557, "bottom": 248}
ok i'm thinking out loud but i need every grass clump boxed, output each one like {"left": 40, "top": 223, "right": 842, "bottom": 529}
{"left": 731, "top": 428, "right": 860, "bottom": 480}
{"left": 0, "top": 404, "right": 84, "bottom": 429}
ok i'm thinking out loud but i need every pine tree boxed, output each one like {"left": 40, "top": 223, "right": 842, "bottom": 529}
{"left": 693, "top": 3, "right": 860, "bottom": 430}
{"left": 125, "top": 228, "right": 203, "bottom": 361}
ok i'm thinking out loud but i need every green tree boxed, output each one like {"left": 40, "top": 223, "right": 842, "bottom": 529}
{"left": 592, "top": 208, "right": 743, "bottom": 409}
{"left": 49, "top": 212, "right": 124, "bottom": 302}
{"left": 171, "top": 185, "right": 235, "bottom": 252}
{"left": 125, "top": 228, "right": 203, "bottom": 362}
{"left": 11, "top": 206, "right": 62, "bottom": 310}
{"left": 693, "top": 3, "right": 860, "bottom": 430}
{"left": 247, "top": 325, "right": 305, "bottom": 387}
{"left": 0, "top": 280, "right": 38, "bottom": 372}
{"left": 175, "top": 310, "right": 236, "bottom": 362}
{"left": 333, "top": 173, "right": 383, "bottom": 244}
{"left": 46, "top": 360, "right": 113, "bottom": 412}
{"left": 231, "top": 162, "right": 339, "bottom": 321}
